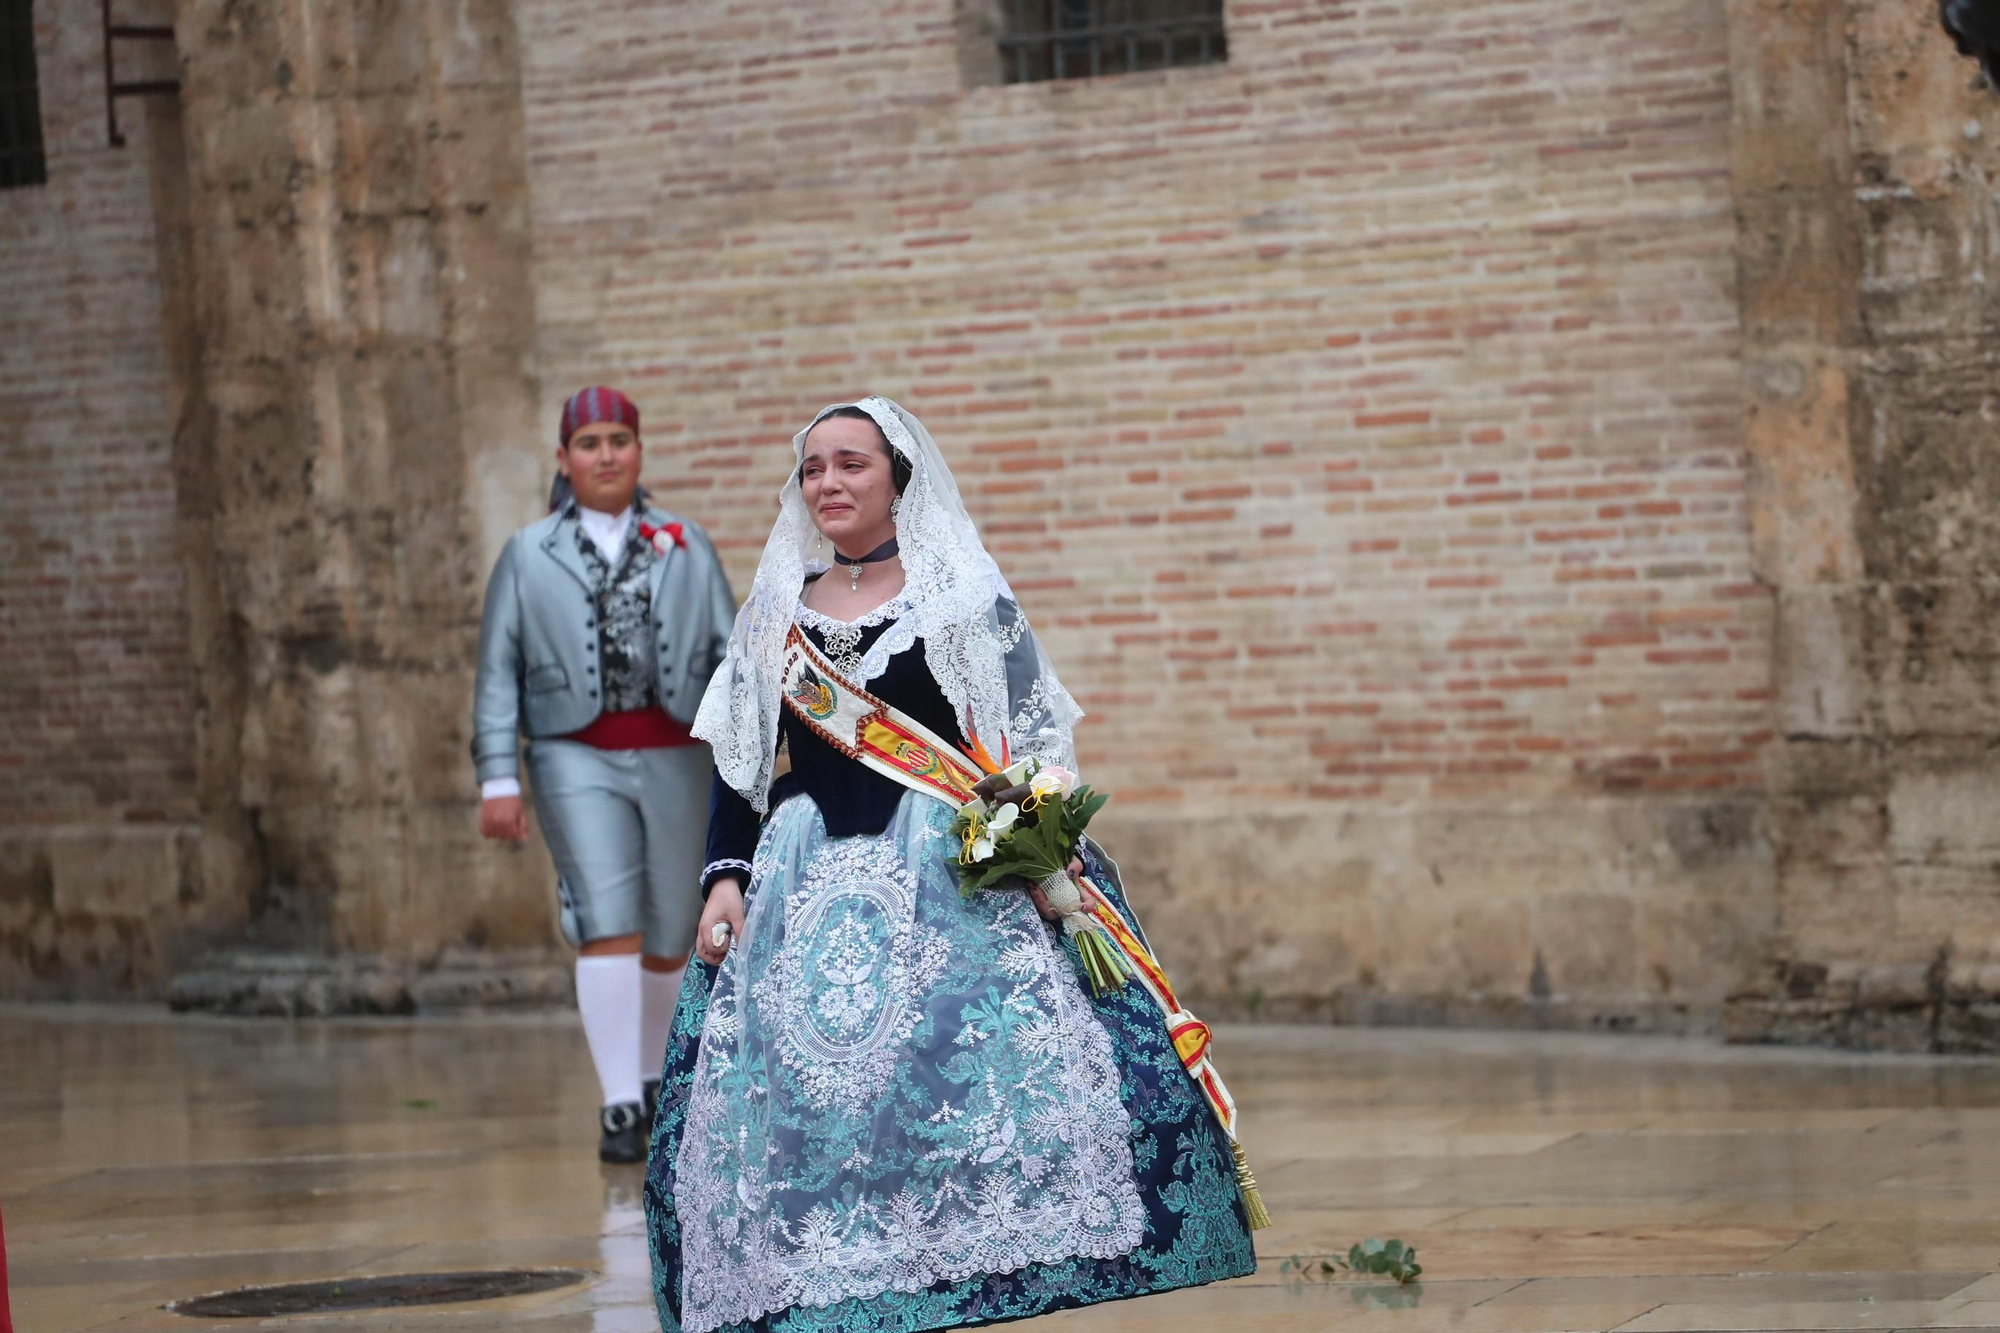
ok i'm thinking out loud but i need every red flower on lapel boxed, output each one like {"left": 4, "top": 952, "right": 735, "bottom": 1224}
{"left": 640, "top": 521, "right": 685, "bottom": 554}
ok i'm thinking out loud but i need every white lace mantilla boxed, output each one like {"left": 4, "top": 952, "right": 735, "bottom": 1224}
{"left": 672, "top": 798, "right": 1144, "bottom": 1332}
{"left": 692, "top": 396, "right": 1082, "bottom": 812}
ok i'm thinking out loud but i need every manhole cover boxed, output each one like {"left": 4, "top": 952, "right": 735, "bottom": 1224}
{"left": 166, "top": 1269, "right": 590, "bottom": 1317}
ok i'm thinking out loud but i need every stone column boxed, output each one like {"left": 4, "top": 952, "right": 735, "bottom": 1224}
{"left": 165, "top": 0, "right": 560, "bottom": 1013}
{"left": 1726, "top": 0, "right": 2000, "bottom": 1050}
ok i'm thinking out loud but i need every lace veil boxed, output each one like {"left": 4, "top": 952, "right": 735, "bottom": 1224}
{"left": 693, "top": 396, "right": 1082, "bottom": 811}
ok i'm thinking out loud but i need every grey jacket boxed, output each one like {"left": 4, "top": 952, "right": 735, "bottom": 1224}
{"left": 471, "top": 505, "right": 737, "bottom": 784}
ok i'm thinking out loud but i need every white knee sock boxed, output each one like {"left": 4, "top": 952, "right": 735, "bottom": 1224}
{"left": 641, "top": 963, "right": 685, "bottom": 1089}
{"left": 575, "top": 955, "right": 644, "bottom": 1109}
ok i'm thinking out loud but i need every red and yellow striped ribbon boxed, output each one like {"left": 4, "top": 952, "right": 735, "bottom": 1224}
{"left": 1078, "top": 879, "right": 1266, "bottom": 1226}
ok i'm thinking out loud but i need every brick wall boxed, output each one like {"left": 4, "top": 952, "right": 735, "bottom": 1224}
{"left": 516, "top": 0, "right": 1777, "bottom": 1020}
{"left": 0, "top": 1, "right": 204, "bottom": 995}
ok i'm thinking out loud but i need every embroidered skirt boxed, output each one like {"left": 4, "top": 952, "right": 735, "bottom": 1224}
{"left": 645, "top": 790, "right": 1257, "bottom": 1333}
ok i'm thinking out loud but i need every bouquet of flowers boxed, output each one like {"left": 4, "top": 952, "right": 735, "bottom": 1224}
{"left": 949, "top": 726, "right": 1128, "bottom": 995}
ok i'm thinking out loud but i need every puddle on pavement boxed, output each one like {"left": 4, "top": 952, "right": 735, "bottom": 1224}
{"left": 166, "top": 1268, "right": 590, "bottom": 1316}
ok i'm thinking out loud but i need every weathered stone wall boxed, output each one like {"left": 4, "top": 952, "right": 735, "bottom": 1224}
{"left": 153, "top": 0, "right": 566, "bottom": 1012}
{"left": 515, "top": 0, "right": 1775, "bottom": 1023}
{"left": 0, "top": 0, "right": 222, "bottom": 997}
{"left": 1724, "top": 0, "right": 2000, "bottom": 1051}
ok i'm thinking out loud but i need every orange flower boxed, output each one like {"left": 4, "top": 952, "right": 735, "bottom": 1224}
{"left": 959, "top": 708, "right": 1003, "bottom": 776}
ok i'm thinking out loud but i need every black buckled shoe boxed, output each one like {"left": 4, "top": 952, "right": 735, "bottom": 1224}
{"left": 599, "top": 1101, "right": 647, "bottom": 1164}
{"left": 642, "top": 1078, "right": 661, "bottom": 1132}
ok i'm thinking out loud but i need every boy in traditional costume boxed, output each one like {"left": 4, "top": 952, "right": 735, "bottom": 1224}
{"left": 474, "top": 387, "right": 737, "bottom": 1162}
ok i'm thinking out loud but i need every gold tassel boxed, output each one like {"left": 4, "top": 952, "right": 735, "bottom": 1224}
{"left": 1231, "top": 1139, "right": 1271, "bottom": 1230}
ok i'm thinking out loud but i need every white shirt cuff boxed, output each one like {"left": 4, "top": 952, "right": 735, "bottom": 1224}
{"left": 481, "top": 777, "right": 522, "bottom": 801}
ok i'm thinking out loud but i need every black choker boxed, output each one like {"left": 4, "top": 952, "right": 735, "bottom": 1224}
{"left": 834, "top": 538, "right": 899, "bottom": 591}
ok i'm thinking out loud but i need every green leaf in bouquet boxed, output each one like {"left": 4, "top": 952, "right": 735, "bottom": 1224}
{"left": 998, "top": 859, "right": 1041, "bottom": 885}
{"left": 1033, "top": 810, "right": 1071, "bottom": 868}
{"left": 996, "top": 818, "right": 1057, "bottom": 880}
{"left": 958, "top": 862, "right": 1011, "bottom": 894}
{"left": 956, "top": 840, "right": 1033, "bottom": 894}
{"left": 965, "top": 851, "right": 1025, "bottom": 883}
{"left": 1069, "top": 788, "right": 1110, "bottom": 828}
{"left": 973, "top": 832, "right": 1062, "bottom": 885}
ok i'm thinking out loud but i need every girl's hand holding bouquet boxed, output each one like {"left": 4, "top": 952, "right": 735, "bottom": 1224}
{"left": 949, "top": 737, "right": 1129, "bottom": 995}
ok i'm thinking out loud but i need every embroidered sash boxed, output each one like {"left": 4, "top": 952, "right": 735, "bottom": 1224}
{"left": 1072, "top": 878, "right": 1239, "bottom": 1136}
{"left": 779, "top": 625, "right": 982, "bottom": 808}
{"left": 1074, "top": 874, "right": 1268, "bottom": 1224}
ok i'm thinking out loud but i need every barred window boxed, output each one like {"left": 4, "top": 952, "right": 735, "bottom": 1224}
{"left": 1, "top": 0, "right": 46, "bottom": 189}
{"left": 998, "top": 0, "right": 1227, "bottom": 84}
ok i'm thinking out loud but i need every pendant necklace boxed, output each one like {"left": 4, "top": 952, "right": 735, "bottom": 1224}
{"left": 837, "top": 537, "right": 900, "bottom": 592}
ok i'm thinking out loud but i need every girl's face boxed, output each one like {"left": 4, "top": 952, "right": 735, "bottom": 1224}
{"left": 800, "top": 415, "right": 898, "bottom": 555}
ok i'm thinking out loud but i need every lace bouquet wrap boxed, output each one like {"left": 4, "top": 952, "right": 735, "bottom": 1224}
{"left": 948, "top": 733, "right": 1129, "bottom": 997}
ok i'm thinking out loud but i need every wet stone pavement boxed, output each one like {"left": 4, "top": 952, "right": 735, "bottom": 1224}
{"left": 7, "top": 1006, "right": 2000, "bottom": 1332}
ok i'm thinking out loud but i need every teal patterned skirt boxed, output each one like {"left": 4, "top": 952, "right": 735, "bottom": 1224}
{"left": 645, "top": 790, "right": 1256, "bottom": 1333}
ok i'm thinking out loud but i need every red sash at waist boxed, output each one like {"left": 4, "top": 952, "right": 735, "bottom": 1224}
{"left": 563, "top": 707, "right": 696, "bottom": 750}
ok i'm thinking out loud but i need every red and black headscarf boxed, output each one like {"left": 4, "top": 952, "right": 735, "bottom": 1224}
{"left": 549, "top": 386, "right": 642, "bottom": 512}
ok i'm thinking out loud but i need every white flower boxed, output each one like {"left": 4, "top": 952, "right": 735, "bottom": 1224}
{"left": 1029, "top": 764, "right": 1079, "bottom": 804}
{"left": 969, "top": 802, "right": 1020, "bottom": 862}
{"left": 1036, "top": 765, "right": 1079, "bottom": 796}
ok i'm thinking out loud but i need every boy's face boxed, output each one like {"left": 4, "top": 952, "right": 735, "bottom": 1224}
{"left": 559, "top": 421, "right": 642, "bottom": 513}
